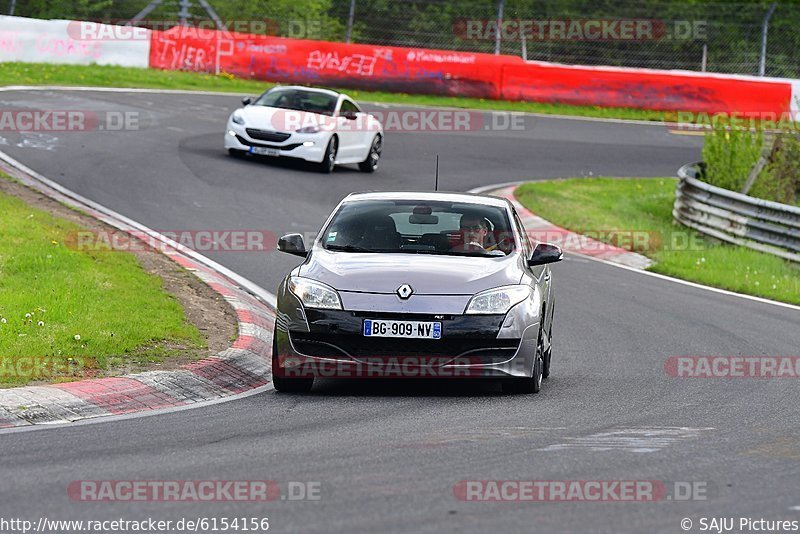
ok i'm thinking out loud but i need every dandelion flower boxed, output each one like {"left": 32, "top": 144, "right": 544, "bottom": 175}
{"left": 0, "top": 318, "right": 6, "bottom": 324}
{"left": 25, "top": 313, "right": 31, "bottom": 318}
{"left": 74, "top": 334, "right": 81, "bottom": 341}
{"left": 37, "top": 321, "right": 44, "bottom": 327}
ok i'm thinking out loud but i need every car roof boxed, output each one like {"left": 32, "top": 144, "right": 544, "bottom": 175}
{"left": 268, "top": 85, "right": 342, "bottom": 98}
{"left": 342, "top": 191, "right": 512, "bottom": 209}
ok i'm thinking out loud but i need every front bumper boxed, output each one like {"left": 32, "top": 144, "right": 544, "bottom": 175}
{"left": 273, "top": 306, "right": 539, "bottom": 380}
{"left": 224, "top": 121, "right": 326, "bottom": 163}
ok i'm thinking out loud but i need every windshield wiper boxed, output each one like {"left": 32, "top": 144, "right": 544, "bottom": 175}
{"left": 325, "top": 244, "right": 378, "bottom": 253}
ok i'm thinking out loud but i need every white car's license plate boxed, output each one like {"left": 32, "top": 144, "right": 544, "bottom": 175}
{"left": 249, "top": 146, "right": 280, "bottom": 157}
{"left": 363, "top": 319, "right": 442, "bottom": 339}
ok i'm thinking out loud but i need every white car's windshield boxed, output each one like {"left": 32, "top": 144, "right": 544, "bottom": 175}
{"left": 321, "top": 200, "right": 516, "bottom": 257}
{"left": 254, "top": 88, "right": 337, "bottom": 116}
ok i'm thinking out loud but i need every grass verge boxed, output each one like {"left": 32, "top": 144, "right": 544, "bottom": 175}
{"left": 0, "top": 178, "right": 206, "bottom": 386}
{"left": 0, "top": 62, "right": 668, "bottom": 122}
{"left": 515, "top": 177, "right": 800, "bottom": 305}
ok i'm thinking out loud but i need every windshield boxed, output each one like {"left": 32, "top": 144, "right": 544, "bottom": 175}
{"left": 320, "top": 199, "right": 517, "bottom": 257}
{"left": 253, "top": 88, "right": 338, "bottom": 116}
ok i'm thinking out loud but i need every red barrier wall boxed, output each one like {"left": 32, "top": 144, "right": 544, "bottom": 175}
{"left": 150, "top": 27, "right": 518, "bottom": 99}
{"left": 149, "top": 26, "right": 794, "bottom": 114}
{"left": 501, "top": 62, "right": 793, "bottom": 114}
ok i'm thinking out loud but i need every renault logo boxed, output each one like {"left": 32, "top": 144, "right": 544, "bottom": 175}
{"left": 396, "top": 284, "right": 414, "bottom": 299}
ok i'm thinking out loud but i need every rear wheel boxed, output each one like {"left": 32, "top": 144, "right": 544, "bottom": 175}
{"left": 502, "top": 331, "right": 544, "bottom": 394}
{"left": 271, "top": 330, "right": 314, "bottom": 393}
{"left": 317, "top": 136, "right": 338, "bottom": 173}
{"left": 358, "top": 134, "right": 382, "bottom": 173}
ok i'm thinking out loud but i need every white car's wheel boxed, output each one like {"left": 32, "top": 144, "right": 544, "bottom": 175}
{"left": 358, "top": 134, "right": 382, "bottom": 173}
{"left": 317, "top": 136, "right": 338, "bottom": 174}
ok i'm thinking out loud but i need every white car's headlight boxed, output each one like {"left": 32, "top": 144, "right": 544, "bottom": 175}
{"left": 231, "top": 109, "right": 245, "bottom": 125}
{"left": 288, "top": 276, "right": 342, "bottom": 310}
{"left": 296, "top": 125, "right": 320, "bottom": 133}
{"left": 465, "top": 285, "right": 531, "bottom": 315}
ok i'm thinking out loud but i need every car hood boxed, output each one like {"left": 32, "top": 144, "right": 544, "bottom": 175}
{"left": 239, "top": 105, "right": 333, "bottom": 133}
{"left": 299, "top": 249, "right": 522, "bottom": 295}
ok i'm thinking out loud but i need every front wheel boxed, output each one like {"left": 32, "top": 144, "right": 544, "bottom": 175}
{"left": 502, "top": 332, "right": 544, "bottom": 394}
{"left": 542, "top": 322, "right": 553, "bottom": 379}
{"left": 272, "top": 330, "right": 314, "bottom": 393}
{"left": 273, "top": 375, "right": 314, "bottom": 393}
{"left": 358, "top": 134, "right": 382, "bottom": 173}
{"left": 317, "top": 136, "right": 338, "bottom": 174}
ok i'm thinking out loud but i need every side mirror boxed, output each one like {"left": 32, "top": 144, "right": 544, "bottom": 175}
{"left": 241, "top": 97, "right": 253, "bottom": 106}
{"left": 342, "top": 111, "right": 358, "bottom": 120}
{"left": 528, "top": 243, "right": 562, "bottom": 266}
{"left": 278, "top": 233, "right": 307, "bottom": 257}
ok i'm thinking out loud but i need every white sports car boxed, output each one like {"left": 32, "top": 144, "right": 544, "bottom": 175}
{"left": 224, "top": 86, "right": 383, "bottom": 173}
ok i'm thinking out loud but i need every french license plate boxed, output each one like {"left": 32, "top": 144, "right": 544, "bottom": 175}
{"left": 249, "top": 146, "right": 280, "bottom": 157}
{"left": 363, "top": 319, "right": 442, "bottom": 339}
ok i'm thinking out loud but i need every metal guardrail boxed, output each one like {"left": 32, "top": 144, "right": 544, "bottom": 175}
{"left": 674, "top": 162, "right": 800, "bottom": 263}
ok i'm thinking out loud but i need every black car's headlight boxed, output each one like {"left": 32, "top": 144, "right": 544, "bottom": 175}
{"left": 465, "top": 285, "right": 531, "bottom": 315}
{"left": 288, "top": 276, "right": 342, "bottom": 310}
{"left": 231, "top": 109, "right": 245, "bottom": 125}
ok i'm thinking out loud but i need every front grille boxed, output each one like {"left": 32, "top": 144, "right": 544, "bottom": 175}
{"left": 290, "top": 332, "right": 519, "bottom": 361}
{"left": 235, "top": 135, "right": 302, "bottom": 151}
{"left": 245, "top": 128, "right": 291, "bottom": 142}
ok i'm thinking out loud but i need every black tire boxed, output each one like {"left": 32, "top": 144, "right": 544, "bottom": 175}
{"left": 502, "top": 331, "right": 544, "bottom": 394}
{"left": 228, "top": 148, "right": 247, "bottom": 158}
{"left": 273, "top": 375, "right": 314, "bottom": 393}
{"left": 358, "top": 134, "right": 382, "bottom": 173}
{"left": 271, "top": 330, "right": 314, "bottom": 393}
{"left": 317, "top": 136, "right": 338, "bottom": 173}
{"left": 542, "top": 322, "right": 553, "bottom": 379}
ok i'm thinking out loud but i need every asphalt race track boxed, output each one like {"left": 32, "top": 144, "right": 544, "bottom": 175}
{"left": 1, "top": 89, "right": 799, "bottom": 533}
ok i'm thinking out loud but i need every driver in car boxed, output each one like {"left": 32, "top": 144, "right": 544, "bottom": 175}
{"left": 451, "top": 215, "right": 503, "bottom": 255}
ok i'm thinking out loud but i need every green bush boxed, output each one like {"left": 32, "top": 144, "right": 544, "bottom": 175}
{"left": 701, "top": 119, "right": 763, "bottom": 192}
{"left": 750, "top": 134, "right": 800, "bottom": 206}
